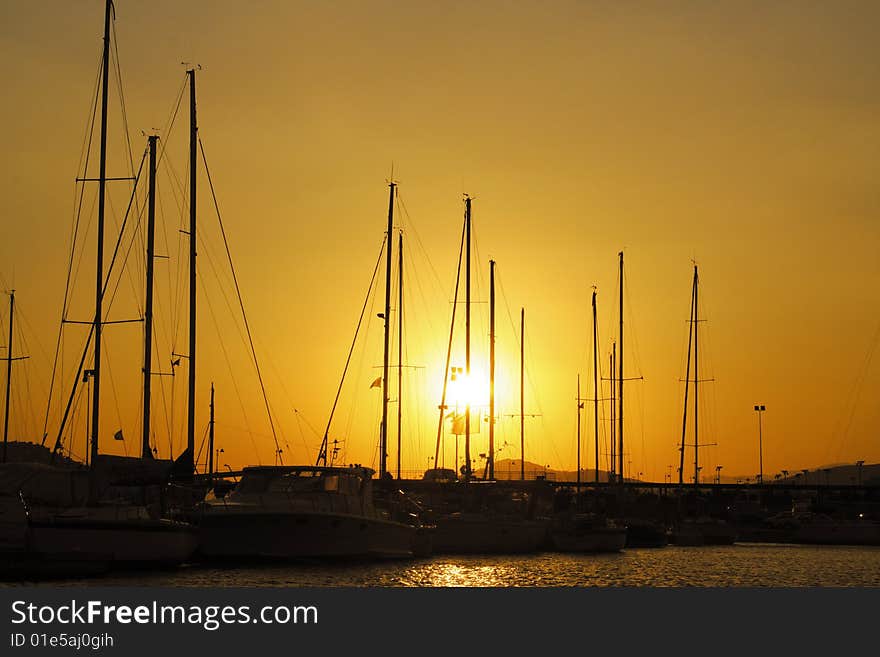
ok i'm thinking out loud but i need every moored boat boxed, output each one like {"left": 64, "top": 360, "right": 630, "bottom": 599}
{"left": 550, "top": 512, "right": 627, "bottom": 553}
{"left": 789, "top": 512, "right": 880, "bottom": 546}
{"left": 408, "top": 478, "right": 552, "bottom": 554}
{"left": 623, "top": 518, "right": 669, "bottom": 548}
{"left": 0, "top": 461, "right": 197, "bottom": 579}
{"left": 669, "top": 517, "right": 737, "bottom": 546}
{"left": 197, "top": 465, "right": 418, "bottom": 560}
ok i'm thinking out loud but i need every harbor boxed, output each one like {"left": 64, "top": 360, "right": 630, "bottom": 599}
{"left": 2, "top": 1, "right": 880, "bottom": 592}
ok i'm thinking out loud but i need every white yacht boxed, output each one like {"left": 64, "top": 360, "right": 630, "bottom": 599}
{"left": 196, "top": 465, "right": 419, "bottom": 560}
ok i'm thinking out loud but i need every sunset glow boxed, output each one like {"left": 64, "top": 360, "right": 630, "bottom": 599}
{"left": 0, "top": 1, "right": 878, "bottom": 485}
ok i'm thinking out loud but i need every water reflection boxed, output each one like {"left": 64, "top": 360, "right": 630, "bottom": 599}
{"left": 12, "top": 544, "right": 880, "bottom": 588}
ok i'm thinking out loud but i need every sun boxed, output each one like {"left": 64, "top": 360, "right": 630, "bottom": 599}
{"left": 449, "top": 366, "right": 489, "bottom": 409}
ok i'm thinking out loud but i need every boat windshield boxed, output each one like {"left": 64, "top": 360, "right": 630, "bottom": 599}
{"left": 257, "top": 471, "right": 362, "bottom": 495}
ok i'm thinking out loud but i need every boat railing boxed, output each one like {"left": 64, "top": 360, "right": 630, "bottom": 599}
{"left": 17, "top": 490, "right": 31, "bottom": 522}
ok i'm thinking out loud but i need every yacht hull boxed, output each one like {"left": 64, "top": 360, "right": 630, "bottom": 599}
{"left": 430, "top": 515, "right": 548, "bottom": 554}
{"left": 670, "top": 521, "right": 737, "bottom": 546}
{"left": 551, "top": 527, "right": 626, "bottom": 553}
{"left": 197, "top": 511, "right": 416, "bottom": 560}
{"left": 27, "top": 516, "right": 198, "bottom": 566}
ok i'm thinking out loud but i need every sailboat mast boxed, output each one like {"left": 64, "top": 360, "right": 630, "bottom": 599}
{"left": 610, "top": 344, "right": 615, "bottom": 481}
{"left": 576, "top": 374, "right": 581, "bottom": 485}
{"left": 90, "top": 0, "right": 112, "bottom": 465}
{"left": 397, "top": 230, "right": 403, "bottom": 480}
{"left": 464, "top": 195, "right": 472, "bottom": 480}
{"left": 693, "top": 264, "right": 699, "bottom": 484}
{"left": 380, "top": 182, "right": 395, "bottom": 479}
{"left": 618, "top": 251, "right": 624, "bottom": 483}
{"left": 679, "top": 266, "right": 696, "bottom": 484}
{"left": 208, "top": 383, "right": 215, "bottom": 479}
{"left": 433, "top": 219, "right": 466, "bottom": 467}
{"left": 2, "top": 290, "right": 14, "bottom": 463}
{"left": 186, "top": 67, "right": 198, "bottom": 470}
{"left": 489, "top": 259, "right": 496, "bottom": 480}
{"left": 592, "top": 289, "right": 599, "bottom": 483}
{"left": 141, "top": 135, "right": 158, "bottom": 459}
{"left": 520, "top": 307, "right": 525, "bottom": 481}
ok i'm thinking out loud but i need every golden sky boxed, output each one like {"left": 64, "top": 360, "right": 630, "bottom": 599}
{"left": 1, "top": 1, "right": 879, "bottom": 482}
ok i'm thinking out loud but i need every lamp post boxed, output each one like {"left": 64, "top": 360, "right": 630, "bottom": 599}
{"left": 754, "top": 404, "right": 766, "bottom": 483}
{"left": 856, "top": 460, "right": 864, "bottom": 486}
{"left": 715, "top": 465, "right": 723, "bottom": 484}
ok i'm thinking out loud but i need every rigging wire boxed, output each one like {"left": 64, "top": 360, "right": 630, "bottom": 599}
{"left": 50, "top": 154, "right": 147, "bottom": 455}
{"left": 199, "top": 138, "right": 281, "bottom": 459}
{"left": 196, "top": 264, "right": 262, "bottom": 464}
{"left": 830, "top": 318, "right": 880, "bottom": 461}
{"left": 293, "top": 408, "right": 321, "bottom": 456}
{"left": 111, "top": 19, "right": 145, "bottom": 296}
{"left": 321, "top": 238, "right": 387, "bottom": 466}
{"left": 433, "top": 216, "right": 467, "bottom": 464}
{"left": 41, "top": 52, "right": 103, "bottom": 444}
{"left": 349, "top": 284, "right": 382, "bottom": 466}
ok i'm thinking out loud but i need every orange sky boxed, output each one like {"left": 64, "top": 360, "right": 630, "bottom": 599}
{"left": 1, "top": 1, "right": 879, "bottom": 482}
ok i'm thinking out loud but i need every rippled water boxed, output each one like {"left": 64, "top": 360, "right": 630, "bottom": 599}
{"left": 13, "top": 543, "right": 880, "bottom": 587}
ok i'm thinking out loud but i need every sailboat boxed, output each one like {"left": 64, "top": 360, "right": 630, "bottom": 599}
{"left": 0, "top": 1, "right": 198, "bottom": 578}
{"left": 411, "top": 198, "right": 552, "bottom": 554}
{"left": 668, "top": 264, "right": 736, "bottom": 546}
{"left": 608, "top": 252, "right": 668, "bottom": 548}
{"left": 197, "top": 182, "right": 421, "bottom": 560}
{"left": 549, "top": 291, "right": 626, "bottom": 553}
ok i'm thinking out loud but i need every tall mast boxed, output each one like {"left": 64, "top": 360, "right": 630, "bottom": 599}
{"left": 592, "top": 289, "right": 599, "bottom": 483}
{"left": 693, "top": 264, "right": 700, "bottom": 484}
{"left": 185, "top": 67, "right": 198, "bottom": 471}
{"left": 208, "top": 383, "right": 215, "bottom": 480}
{"left": 397, "top": 230, "right": 403, "bottom": 480}
{"left": 380, "top": 182, "right": 395, "bottom": 478}
{"left": 464, "top": 195, "right": 472, "bottom": 481}
{"left": 618, "top": 251, "right": 624, "bottom": 483}
{"left": 433, "top": 220, "right": 466, "bottom": 468}
{"left": 2, "top": 291, "right": 15, "bottom": 463}
{"left": 520, "top": 307, "right": 525, "bottom": 481}
{"left": 141, "top": 135, "right": 158, "bottom": 459}
{"left": 679, "top": 266, "right": 697, "bottom": 484}
{"left": 610, "top": 344, "right": 615, "bottom": 481}
{"left": 90, "top": 0, "right": 112, "bottom": 465}
{"left": 489, "top": 259, "right": 496, "bottom": 480}
{"left": 576, "top": 374, "right": 581, "bottom": 485}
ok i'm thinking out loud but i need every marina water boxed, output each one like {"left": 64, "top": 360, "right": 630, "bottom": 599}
{"left": 11, "top": 544, "right": 879, "bottom": 588}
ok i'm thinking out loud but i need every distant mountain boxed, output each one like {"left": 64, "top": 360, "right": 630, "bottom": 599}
{"left": 489, "top": 458, "right": 879, "bottom": 486}
{"left": 771, "top": 463, "right": 880, "bottom": 487}
{"left": 492, "top": 459, "right": 627, "bottom": 483}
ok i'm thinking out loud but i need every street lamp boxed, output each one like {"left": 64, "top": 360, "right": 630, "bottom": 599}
{"left": 754, "top": 405, "right": 766, "bottom": 483}
{"left": 715, "top": 465, "right": 723, "bottom": 484}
